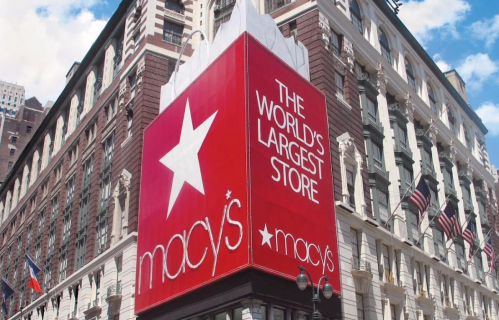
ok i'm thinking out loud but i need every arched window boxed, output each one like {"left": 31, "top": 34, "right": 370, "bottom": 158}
{"left": 427, "top": 84, "right": 438, "bottom": 115}
{"left": 405, "top": 57, "right": 417, "bottom": 92}
{"left": 379, "top": 28, "right": 391, "bottom": 65}
{"left": 350, "top": 0, "right": 363, "bottom": 34}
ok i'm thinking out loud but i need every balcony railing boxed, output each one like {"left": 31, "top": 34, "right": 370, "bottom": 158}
{"left": 351, "top": 257, "right": 372, "bottom": 273}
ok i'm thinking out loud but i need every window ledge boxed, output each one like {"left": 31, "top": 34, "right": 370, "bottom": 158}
{"left": 336, "top": 96, "right": 352, "bottom": 111}
{"left": 121, "top": 135, "right": 132, "bottom": 148}
{"left": 335, "top": 201, "right": 354, "bottom": 213}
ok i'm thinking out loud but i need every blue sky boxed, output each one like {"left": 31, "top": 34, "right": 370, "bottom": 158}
{"left": 398, "top": 0, "right": 499, "bottom": 169}
{"left": 0, "top": 0, "right": 497, "bottom": 168}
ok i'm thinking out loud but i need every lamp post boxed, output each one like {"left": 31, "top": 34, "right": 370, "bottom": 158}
{"left": 296, "top": 266, "right": 333, "bottom": 320}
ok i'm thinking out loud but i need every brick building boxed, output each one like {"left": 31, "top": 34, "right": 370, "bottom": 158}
{"left": 0, "top": 0, "right": 498, "bottom": 319}
{"left": 0, "top": 98, "right": 46, "bottom": 185}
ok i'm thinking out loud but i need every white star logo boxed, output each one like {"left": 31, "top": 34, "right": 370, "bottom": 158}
{"left": 160, "top": 99, "right": 218, "bottom": 219}
{"left": 226, "top": 190, "right": 232, "bottom": 200}
{"left": 259, "top": 224, "right": 273, "bottom": 248}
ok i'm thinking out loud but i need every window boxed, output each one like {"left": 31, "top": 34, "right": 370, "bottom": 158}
{"left": 335, "top": 73, "right": 345, "bottom": 100}
{"left": 464, "top": 126, "right": 473, "bottom": 152}
{"left": 415, "top": 261, "right": 422, "bottom": 293}
{"left": 448, "top": 108, "right": 458, "bottom": 136}
{"left": 163, "top": 20, "right": 183, "bottom": 45}
{"left": 350, "top": 0, "right": 363, "bottom": 34}
{"left": 330, "top": 30, "right": 341, "bottom": 55}
{"left": 403, "top": 166, "right": 413, "bottom": 192}
{"left": 379, "top": 28, "right": 391, "bottom": 65}
{"left": 127, "top": 113, "right": 133, "bottom": 138}
{"left": 346, "top": 167, "right": 355, "bottom": 208}
{"left": 378, "top": 190, "right": 389, "bottom": 222}
{"left": 7, "top": 162, "right": 13, "bottom": 169}
{"left": 351, "top": 228, "right": 360, "bottom": 261}
{"left": 165, "top": 0, "right": 184, "bottom": 13}
{"left": 388, "top": 305, "right": 396, "bottom": 320}
{"left": 9, "top": 148, "right": 15, "bottom": 156}
{"left": 106, "top": 100, "right": 116, "bottom": 123}
{"left": 410, "top": 211, "right": 419, "bottom": 243}
{"left": 398, "top": 126, "right": 407, "bottom": 150}
{"left": 69, "top": 145, "right": 78, "bottom": 166}
{"left": 372, "top": 142, "right": 383, "bottom": 170}
{"left": 86, "top": 123, "right": 96, "bottom": 146}
{"left": 265, "top": 0, "right": 292, "bottom": 13}
{"left": 382, "top": 244, "right": 391, "bottom": 282}
{"left": 428, "top": 84, "right": 438, "bottom": 114}
{"left": 11, "top": 136, "right": 17, "bottom": 144}
{"left": 367, "top": 98, "right": 378, "bottom": 123}
{"left": 133, "top": 33, "right": 140, "bottom": 53}
{"left": 356, "top": 294, "right": 365, "bottom": 320}
{"left": 129, "top": 74, "right": 137, "bottom": 101}
{"left": 289, "top": 21, "right": 297, "bottom": 42}
{"left": 26, "top": 126, "right": 32, "bottom": 133}
{"left": 213, "top": 0, "right": 235, "bottom": 38}
{"left": 405, "top": 58, "right": 417, "bottom": 92}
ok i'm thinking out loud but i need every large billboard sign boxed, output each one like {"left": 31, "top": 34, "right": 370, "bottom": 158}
{"left": 136, "top": 33, "right": 339, "bottom": 313}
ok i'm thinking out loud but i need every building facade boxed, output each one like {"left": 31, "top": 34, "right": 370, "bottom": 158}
{"left": 0, "top": 0, "right": 498, "bottom": 320}
{"left": 0, "top": 81, "right": 26, "bottom": 118}
{"left": 0, "top": 98, "right": 46, "bottom": 185}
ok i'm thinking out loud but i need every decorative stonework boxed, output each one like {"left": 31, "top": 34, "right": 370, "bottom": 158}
{"left": 118, "top": 80, "right": 127, "bottom": 109}
{"left": 319, "top": 12, "right": 331, "bottom": 51}
{"left": 428, "top": 120, "right": 438, "bottom": 145}
{"left": 136, "top": 56, "right": 146, "bottom": 93}
{"left": 343, "top": 36, "right": 355, "bottom": 72}
{"left": 376, "top": 62, "right": 388, "bottom": 93}
{"left": 337, "top": 133, "right": 365, "bottom": 215}
{"left": 119, "top": 174, "right": 131, "bottom": 194}
{"left": 404, "top": 93, "right": 415, "bottom": 121}
{"left": 449, "top": 141, "right": 458, "bottom": 162}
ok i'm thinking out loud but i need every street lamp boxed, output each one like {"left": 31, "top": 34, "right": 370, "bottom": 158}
{"left": 296, "top": 266, "right": 333, "bottom": 320}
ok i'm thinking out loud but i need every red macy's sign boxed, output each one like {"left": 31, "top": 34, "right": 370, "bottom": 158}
{"left": 136, "top": 33, "right": 339, "bottom": 313}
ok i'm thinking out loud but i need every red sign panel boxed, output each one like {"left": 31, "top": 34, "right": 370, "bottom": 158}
{"left": 136, "top": 33, "right": 339, "bottom": 314}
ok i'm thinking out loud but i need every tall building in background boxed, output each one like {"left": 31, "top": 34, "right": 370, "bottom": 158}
{"left": 0, "top": 0, "right": 498, "bottom": 320}
{"left": 0, "top": 81, "right": 26, "bottom": 118}
{"left": 0, "top": 97, "right": 46, "bottom": 185}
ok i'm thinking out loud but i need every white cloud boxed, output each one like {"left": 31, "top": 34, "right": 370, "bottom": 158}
{"left": 469, "top": 14, "right": 499, "bottom": 48}
{"left": 433, "top": 54, "right": 452, "bottom": 72}
{"left": 398, "top": 0, "right": 470, "bottom": 43}
{"left": 0, "top": 0, "right": 108, "bottom": 105}
{"left": 476, "top": 103, "right": 499, "bottom": 137}
{"left": 456, "top": 53, "right": 499, "bottom": 92}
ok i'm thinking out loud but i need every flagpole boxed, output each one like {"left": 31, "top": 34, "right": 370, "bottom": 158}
{"left": 414, "top": 193, "right": 452, "bottom": 246}
{"left": 382, "top": 105, "right": 449, "bottom": 229}
{"left": 384, "top": 170, "right": 423, "bottom": 228}
{"left": 441, "top": 211, "right": 475, "bottom": 258}
{"left": 466, "top": 229, "right": 492, "bottom": 266}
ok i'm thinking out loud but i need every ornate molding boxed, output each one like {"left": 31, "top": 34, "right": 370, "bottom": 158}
{"left": 449, "top": 141, "right": 458, "bottom": 162}
{"left": 136, "top": 56, "right": 146, "bottom": 93}
{"left": 376, "top": 62, "right": 388, "bottom": 93}
{"left": 428, "top": 121, "right": 438, "bottom": 145}
{"left": 404, "top": 92, "right": 415, "bottom": 121}
{"left": 319, "top": 12, "right": 331, "bottom": 51}
{"left": 343, "top": 36, "right": 355, "bottom": 72}
{"left": 119, "top": 174, "right": 131, "bottom": 194}
{"left": 118, "top": 80, "right": 127, "bottom": 109}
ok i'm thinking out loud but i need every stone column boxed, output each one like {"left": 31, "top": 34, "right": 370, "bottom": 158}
{"left": 241, "top": 299, "right": 263, "bottom": 320}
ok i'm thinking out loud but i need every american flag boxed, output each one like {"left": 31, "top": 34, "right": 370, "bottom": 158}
{"left": 409, "top": 178, "right": 431, "bottom": 222}
{"left": 462, "top": 220, "right": 476, "bottom": 259}
{"left": 484, "top": 236, "right": 494, "bottom": 261}
{"left": 437, "top": 203, "right": 461, "bottom": 240}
